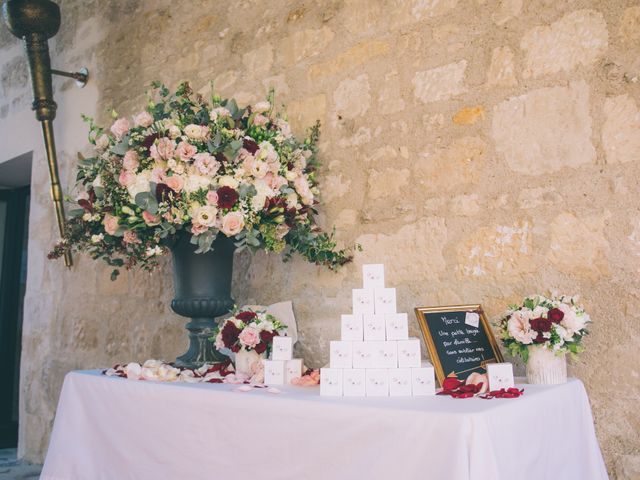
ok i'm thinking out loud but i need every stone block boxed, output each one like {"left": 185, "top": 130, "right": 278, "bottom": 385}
{"left": 492, "top": 81, "right": 595, "bottom": 175}
{"left": 521, "top": 9, "right": 608, "bottom": 78}
{"left": 413, "top": 61, "right": 467, "bottom": 104}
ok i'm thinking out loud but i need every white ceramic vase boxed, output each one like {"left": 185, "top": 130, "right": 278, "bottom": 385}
{"left": 234, "top": 349, "right": 263, "bottom": 376}
{"left": 526, "top": 345, "right": 567, "bottom": 384}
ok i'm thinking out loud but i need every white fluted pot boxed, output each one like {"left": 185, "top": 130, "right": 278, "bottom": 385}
{"left": 234, "top": 349, "right": 264, "bottom": 377}
{"left": 526, "top": 345, "right": 567, "bottom": 384}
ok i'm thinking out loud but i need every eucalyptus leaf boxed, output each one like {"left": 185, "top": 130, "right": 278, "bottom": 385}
{"left": 110, "top": 134, "right": 130, "bottom": 155}
{"left": 134, "top": 192, "right": 159, "bottom": 215}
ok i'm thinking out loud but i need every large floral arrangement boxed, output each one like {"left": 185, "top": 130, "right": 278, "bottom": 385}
{"left": 498, "top": 295, "right": 590, "bottom": 361}
{"left": 214, "top": 308, "right": 285, "bottom": 354}
{"left": 49, "top": 82, "right": 354, "bottom": 279}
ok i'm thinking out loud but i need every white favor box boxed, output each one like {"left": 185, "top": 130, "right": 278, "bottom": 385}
{"left": 371, "top": 341, "right": 398, "bottom": 368}
{"left": 352, "top": 342, "right": 374, "bottom": 369}
{"left": 285, "top": 359, "right": 303, "bottom": 384}
{"left": 362, "top": 264, "right": 385, "bottom": 289}
{"left": 374, "top": 288, "right": 397, "bottom": 314}
{"left": 487, "top": 362, "right": 515, "bottom": 390}
{"left": 389, "top": 368, "right": 412, "bottom": 396}
{"left": 329, "top": 341, "right": 353, "bottom": 369}
{"left": 385, "top": 313, "right": 409, "bottom": 341}
{"left": 363, "top": 313, "right": 386, "bottom": 341}
{"left": 320, "top": 368, "right": 343, "bottom": 396}
{"left": 352, "top": 289, "right": 375, "bottom": 315}
{"left": 397, "top": 338, "right": 421, "bottom": 368}
{"left": 341, "top": 314, "right": 364, "bottom": 341}
{"left": 365, "top": 369, "right": 389, "bottom": 396}
{"left": 411, "top": 365, "right": 436, "bottom": 396}
{"left": 343, "top": 369, "right": 366, "bottom": 396}
{"left": 272, "top": 336, "right": 293, "bottom": 361}
{"left": 263, "top": 360, "right": 285, "bottom": 385}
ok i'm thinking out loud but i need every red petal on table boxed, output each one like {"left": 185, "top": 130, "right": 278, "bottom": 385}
{"left": 442, "top": 376, "right": 463, "bottom": 391}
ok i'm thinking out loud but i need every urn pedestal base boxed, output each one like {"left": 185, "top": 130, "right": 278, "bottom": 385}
{"left": 170, "top": 234, "right": 236, "bottom": 369}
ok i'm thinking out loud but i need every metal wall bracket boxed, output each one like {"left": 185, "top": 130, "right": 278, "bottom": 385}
{"left": 51, "top": 67, "right": 88, "bottom": 88}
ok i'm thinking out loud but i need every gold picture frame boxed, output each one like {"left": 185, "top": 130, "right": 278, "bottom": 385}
{"left": 414, "top": 304, "right": 504, "bottom": 386}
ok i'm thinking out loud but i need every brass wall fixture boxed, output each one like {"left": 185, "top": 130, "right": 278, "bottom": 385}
{"left": 2, "top": 0, "right": 90, "bottom": 267}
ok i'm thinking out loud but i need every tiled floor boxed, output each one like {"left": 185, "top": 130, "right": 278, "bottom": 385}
{"left": 0, "top": 449, "right": 42, "bottom": 480}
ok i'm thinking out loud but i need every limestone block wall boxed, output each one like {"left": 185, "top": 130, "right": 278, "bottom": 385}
{"left": 0, "top": 0, "right": 639, "bottom": 476}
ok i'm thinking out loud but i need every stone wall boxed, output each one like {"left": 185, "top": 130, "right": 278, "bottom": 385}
{"left": 1, "top": 0, "right": 639, "bottom": 476}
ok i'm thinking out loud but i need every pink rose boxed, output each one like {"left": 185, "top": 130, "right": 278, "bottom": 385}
{"left": 123, "top": 150, "right": 139, "bottom": 171}
{"left": 155, "top": 137, "right": 176, "bottom": 160}
{"left": 206, "top": 190, "right": 218, "bottom": 206}
{"left": 265, "top": 173, "right": 287, "bottom": 191}
{"left": 191, "top": 223, "right": 209, "bottom": 236}
{"left": 110, "top": 118, "right": 130, "bottom": 139}
{"left": 193, "top": 153, "right": 220, "bottom": 176}
{"left": 134, "top": 111, "right": 153, "bottom": 128}
{"left": 123, "top": 230, "right": 141, "bottom": 244}
{"left": 118, "top": 169, "right": 134, "bottom": 186}
{"left": 142, "top": 210, "right": 161, "bottom": 226}
{"left": 220, "top": 211, "right": 245, "bottom": 237}
{"left": 238, "top": 327, "right": 260, "bottom": 349}
{"left": 242, "top": 155, "right": 256, "bottom": 175}
{"left": 150, "top": 167, "right": 166, "bottom": 183}
{"left": 175, "top": 141, "right": 197, "bottom": 162}
{"left": 165, "top": 175, "right": 184, "bottom": 192}
{"left": 102, "top": 214, "right": 119, "bottom": 235}
{"left": 252, "top": 114, "right": 269, "bottom": 127}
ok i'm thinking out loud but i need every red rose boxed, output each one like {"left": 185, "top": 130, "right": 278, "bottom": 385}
{"left": 243, "top": 138, "right": 259, "bottom": 154}
{"left": 254, "top": 342, "right": 267, "bottom": 354}
{"left": 259, "top": 330, "right": 276, "bottom": 344}
{"left": 530, "top": 317, "right": 552, "bottom": 343}
{"left": 221, "top": 321, "right": 241, "bottom": 348}
{"left": 548, "top": 308, "right": 564, "bottom": 324}
{"left": 217, "top": 186, "right": 239, "bottom": 209}
{"left": 235, "top": 311, "right": 257, "bottom": 321}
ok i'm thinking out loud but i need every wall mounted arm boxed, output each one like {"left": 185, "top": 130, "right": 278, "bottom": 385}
{"left": 1, "top": 0, "right": 82, "bottom": 267}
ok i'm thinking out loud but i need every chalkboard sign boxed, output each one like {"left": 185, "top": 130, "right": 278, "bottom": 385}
{"left": 415, "top": 305, "right": 504, "bottom": 386}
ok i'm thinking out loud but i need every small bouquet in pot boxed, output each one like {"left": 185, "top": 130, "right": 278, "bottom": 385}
{"left": 214, "top": 308, "right": 286, "bottom": 355}
{"left": 497, "top": 294, "right": 591, "bottom": 361}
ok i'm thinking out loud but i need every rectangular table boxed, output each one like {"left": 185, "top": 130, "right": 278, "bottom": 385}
{"left": 41, "top": 371, "right": 608, "bottom": 480}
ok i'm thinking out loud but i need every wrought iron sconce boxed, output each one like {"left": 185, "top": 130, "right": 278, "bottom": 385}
{"left": 2, "top": 0, "right": 89, "bottom": 267}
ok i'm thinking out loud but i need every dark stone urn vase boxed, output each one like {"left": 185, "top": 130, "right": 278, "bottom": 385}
{"left": 170, "top": 233, "right": 236, "bottom": 368}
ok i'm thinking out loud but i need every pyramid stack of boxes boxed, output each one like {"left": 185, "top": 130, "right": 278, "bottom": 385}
{"left": 320, "top": 264, "right": 436, "bottom": 397}
{"left": 262, "top": 337, "right": 304, "bottom": 385}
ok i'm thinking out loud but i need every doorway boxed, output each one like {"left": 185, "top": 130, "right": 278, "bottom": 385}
{"left": 0, "top": 153, "right": 32, "bottom": 449}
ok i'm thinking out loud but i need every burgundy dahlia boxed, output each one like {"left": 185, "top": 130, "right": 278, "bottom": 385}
{"left": 236, "top": 310, "right": 257, "bottom": 322}
{"left": 217, "top": 186, "right": 239, "bottom": 209}
{"left": 242, "top": 137, "right": 259, "bottom": 154}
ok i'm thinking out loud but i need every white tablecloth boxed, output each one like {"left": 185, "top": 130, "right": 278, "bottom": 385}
{"left": 41, "top": 371, "right": 608, "bottom": 480}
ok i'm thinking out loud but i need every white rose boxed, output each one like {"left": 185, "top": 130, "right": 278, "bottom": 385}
{"left": 558, "top": 304, "right": 587, "bottom": 338}
{"left": 532, "top": 306, "right": 549, "bottom": 318}
{"left": 194, "top": 205, "right": 219, "bottom": 227}
{"left": 218, "top": 175, "right": 239, "bottom": 189}
{"left": 253, "top": 101, "right": 270, "bottom": 113}
{"left": 168, "top": 125, "right": 182, "bottom": 139}
{"left": 285, "top": 192, "right": 298, "bottom": 209}
{"left": 183, "top": 174, "right": 211, "bottom": 193}
{"left": 126, "top": 171, "right": 152, "bottom": 201}
{"left": 91, "top": 233, "right": 104, "bottom": 243}
{"left": 285, "top": 170, "right": 298, "bottom": 181}
{"left": 251, "top": 160, "right": 269, "bottom": 179}
{"left": 95, "top": 134, "right": 110, "bottom": 151}
{"left": 184, "top": 124, "right": 208, "bottom": 141}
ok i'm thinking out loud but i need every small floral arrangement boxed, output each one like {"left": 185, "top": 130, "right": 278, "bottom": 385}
{"left": 49, "top": 81, "right": 355, "bottom": 279}
{"left": 498, "top": 295, "right": 590, "bottom": 361}
{"left": 214, "top": 308, "right": 286, "bottom": 354}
